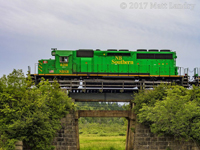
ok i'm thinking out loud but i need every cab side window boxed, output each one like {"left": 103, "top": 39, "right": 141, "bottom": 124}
{"left": 60, "top": 57, "right": 68, "bottom": 62}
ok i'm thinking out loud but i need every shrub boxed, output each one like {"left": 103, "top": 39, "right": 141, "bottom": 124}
{"left": 0, "top": 70, "right": 72, "bottom": 150}
{"left": 135, "top": 84, "right": 200, "bottom": 143}
{"left": 118, "top": 133, "right": 126, "bottom": 136}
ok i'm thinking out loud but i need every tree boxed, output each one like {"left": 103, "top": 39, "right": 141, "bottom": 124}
{"left": 133, "top": 84, "right": 170, "bottom": 115}
{"left": 0, "top": 69, "right": 72, "bottom": 150}
{"left": 135, "top": 84, "right": 200, "bottom": 143}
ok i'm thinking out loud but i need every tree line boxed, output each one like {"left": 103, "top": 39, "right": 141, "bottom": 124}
{"left": 76, "top": 102, "right": 128, "bottom": 125}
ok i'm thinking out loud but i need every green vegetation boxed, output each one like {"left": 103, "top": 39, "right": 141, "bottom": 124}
{"left": 79, "top": 123, "right": 127, "bottom": 150}
{"left": 79, "top": 135, "right": 125, "bottom": 150}
{"left": 0, "top": 70, "right": 72, "bottom": 150}
{"left": 76, "top": 102, "right": 128, "bottom": 125}
{"left": 134, "top": 84, "right": 200, "bottom": 143}
{"left": 79, "top": 123, "right": 127, "bottom": 137}
{"left": 76, "top": 102, "right": 128, "bottom": 150}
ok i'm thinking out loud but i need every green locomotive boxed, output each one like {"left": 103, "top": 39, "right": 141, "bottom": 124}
{"left": 30, "top": 48, "right": 179, "bottom": 82}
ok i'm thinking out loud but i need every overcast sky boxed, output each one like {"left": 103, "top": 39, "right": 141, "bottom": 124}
{"left": 0, "top": 0, "right": 199, "bottom": 77}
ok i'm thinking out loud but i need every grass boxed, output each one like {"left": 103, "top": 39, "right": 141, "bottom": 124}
{"left": 78, "top": 121, "right": 127, "bottom": 150}
{"left": 79, "top": 123, "right": 127, "bottom": 136}
{"left": 79, "top": 134, "right": 126, "bottom": 150}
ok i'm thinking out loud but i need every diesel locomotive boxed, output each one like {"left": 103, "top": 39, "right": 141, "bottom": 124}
{"left": 29, "top": 48, "right": 183, "bottom": 85}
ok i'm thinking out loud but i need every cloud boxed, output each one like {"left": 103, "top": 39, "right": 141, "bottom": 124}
{"left": 0, "top": 0, "right": 200, "bottom": 76}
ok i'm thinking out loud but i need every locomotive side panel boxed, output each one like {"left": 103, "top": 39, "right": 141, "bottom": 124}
{"left": 136, "top": 52, "right": 177, "bottom": 76}
{"left": 36, "top": 49, "right": 178, "bottom": 77}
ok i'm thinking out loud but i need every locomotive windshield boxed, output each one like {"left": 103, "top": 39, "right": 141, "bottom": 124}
{"left": 60, "top": 56, "right": 68, "bottom": 62}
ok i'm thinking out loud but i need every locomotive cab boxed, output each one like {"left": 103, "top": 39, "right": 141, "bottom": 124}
{"left": 52, "top": 49, "right": 73, "bottom": 74}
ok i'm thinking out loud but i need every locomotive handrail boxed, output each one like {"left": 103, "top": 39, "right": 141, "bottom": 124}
{"left": 184, "top": 68, "right": 189, "bottom": 75}
{"left": 178, "top": 67, "right": 185, "bottom": 76}
{"left": 34, "top": 63, "right": 38, "bottom": 74}
{"left": 194, "top": 67, "right": 199, "bottom": 77}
